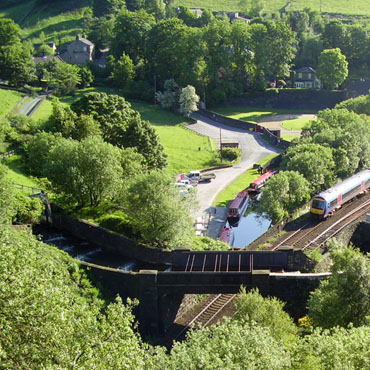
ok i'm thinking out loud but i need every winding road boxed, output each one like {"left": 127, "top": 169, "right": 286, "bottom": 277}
{"left": 188, "top": 112, "right": 282, "bottom": 221}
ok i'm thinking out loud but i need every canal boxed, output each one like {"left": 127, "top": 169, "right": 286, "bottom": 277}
{"left": 230, "top": 200, "right": 271, "bottom": 248}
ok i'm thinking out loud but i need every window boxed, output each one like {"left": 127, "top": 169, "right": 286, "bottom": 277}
{"left": 312, "top": 199, "right": 325, "bottom": 210}
{"left": 308, "top": 73, "right": 311, "bottom": 79}
{"left": 298, "top": 72, "right": 302, "bottom": 78}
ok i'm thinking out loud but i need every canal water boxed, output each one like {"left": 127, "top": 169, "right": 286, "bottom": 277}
{"left": 33, "top": 226, "right": 168, "bottom": 272}
{"left": 230, "top": 200, "right": 271, "bottom": 248}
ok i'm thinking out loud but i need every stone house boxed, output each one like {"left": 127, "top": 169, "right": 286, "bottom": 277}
{"left": 293, "top": 66, "right": 321, "bottom": 89}
{"left": 61, "top": 35, "right": 94, "bottom": 65}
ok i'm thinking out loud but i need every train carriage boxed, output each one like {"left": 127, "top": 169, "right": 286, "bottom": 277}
{"left": 310, "top": 169, "right": 370, "bottom": 219}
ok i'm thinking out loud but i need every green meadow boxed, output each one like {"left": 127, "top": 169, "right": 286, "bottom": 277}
{"left": 175, "top": 0, "right": 370, "bottom": 16}
{"left": 0, "top": 0, "right": 91, "bottom": 46}
{"left": 32, "top": 88, "right": 220, "bottom": 176}
{"left": 281, "top": 117, "right": 314, "bottom": 130}
{"left": 0, "top": 89, "right": 25, "bottom": 119}
{"left": 3, "top": 155, "right": 40, "bottom": 188}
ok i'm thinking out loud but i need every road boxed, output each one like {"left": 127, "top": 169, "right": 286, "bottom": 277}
{"left": 17, "top": 95, "right": 44, "bottom": 116}
{"left": 188, "top": 112, "right": 282, "bottom": 222}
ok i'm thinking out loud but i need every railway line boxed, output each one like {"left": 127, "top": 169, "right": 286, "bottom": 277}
{"left": 271, "top": 193, "right": 370, "bottom": 251}
{"left": 168, "top": 294, "right": 236, "bottom": 345}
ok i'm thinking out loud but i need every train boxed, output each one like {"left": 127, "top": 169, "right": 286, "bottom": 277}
{"left": 310, "top": 168, "right": 370, "bottom": 219}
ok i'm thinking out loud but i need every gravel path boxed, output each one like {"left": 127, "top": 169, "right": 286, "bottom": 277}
{"left": 187, "top": 113, "right": 282, "bottom": 223}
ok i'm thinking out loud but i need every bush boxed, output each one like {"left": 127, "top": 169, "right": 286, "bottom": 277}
{"left": 221, "top": 147, "right": 241, "bottom": 162}
{"left": 98, "top": 212, "right": 136, "bottom": 238}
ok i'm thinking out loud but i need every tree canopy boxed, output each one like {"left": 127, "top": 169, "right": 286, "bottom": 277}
{"left": 308, "top": 246, "right": 370, "bottom": 328}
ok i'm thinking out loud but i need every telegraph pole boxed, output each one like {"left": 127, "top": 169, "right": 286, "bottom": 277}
{"left": 219, "top": 127, "right": 222, "bottom": 162}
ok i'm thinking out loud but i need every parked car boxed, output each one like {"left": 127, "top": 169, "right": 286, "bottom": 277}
{"left": 187, "top": 170, "right": 216, "bottom": 183}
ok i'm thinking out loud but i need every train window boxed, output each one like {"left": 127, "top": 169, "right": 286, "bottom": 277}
{"left": 312, "top": 199, "right": 325, "bottom": 209}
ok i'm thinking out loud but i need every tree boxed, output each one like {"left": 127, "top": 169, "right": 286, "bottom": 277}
{"left": 234, "top": 288, "right": 298, "bottom": 348}
{"left": 160, "top": 318, "right": 292, "bottom": 369}
{"left": 0, "top": 225, "right": 158, "bottom": 369}
{"left": 308, "top": 246, "right": 370, "bottom": 328}
{"left": 111, "top": 9, "right": 155, "bottom": 63}
{"left": 122, "top": 171, "right": 194, "bottom": 249}
{"left": 78, "top": 66, "right": 94, "bottom": 88}
{"left": 155, "top": 78, "right": 179, "bottom": 109}
{"left": 302, "top": 108, "right": 370, "bottom": 177}
{"left": 25, "top": 131, "right": 64, "bottom": 176}
{"left": 294, "top": 326, "right": 370, "bottom": 370}
{"left": 317, "top": 48, "right": 348, "bottom": 89}
{"left": 48, "top": 61, "right": 81, "bottom": 95}
{"left": 257, "top": 171, "right": 311, "bottom": 223}
{"left": 45, "top": 136, "right": 124, "bottom": 206}
{"left": 281, "top": 143, "right": 336, "bottom": 193}
{"left": 70, "top": 93, "right": 167, "bottom": 169}
{"left": 0, "top": 19, "right": 35, "bottom": 87}
{"left": 109, "top": 52, "right": 135, "bottom": 87}
{"left": 0, "top": 18, "right": 20, "bottom": 46}
{"left": 179, "top": 85, "right": 199, "bottom": 117}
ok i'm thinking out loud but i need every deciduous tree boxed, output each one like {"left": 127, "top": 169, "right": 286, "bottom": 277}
{"left": 257, "top": 170, "right": 311, "bottom": 223}
{"left": 308, "top": 246, "right": 370, "bottom": 328}
{"left": 122, "top": 171, "right": 194, "bottom": 249}
{"left": 317, "top": 48, "right": 348, "bottom": 89}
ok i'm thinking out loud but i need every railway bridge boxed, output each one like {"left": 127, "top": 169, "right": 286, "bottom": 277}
{"left": 82, "top": 248, "right": 326, "bottom": 336}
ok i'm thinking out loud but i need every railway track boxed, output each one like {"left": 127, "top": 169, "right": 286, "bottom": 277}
{"left": 172, "top": 293, "right": 236, "bottom": 342}
{"left": 271, "top": 193, "right": 370, "bottom": 251}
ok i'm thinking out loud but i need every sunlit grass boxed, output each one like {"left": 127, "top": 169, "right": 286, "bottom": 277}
{"left": 3, "top": 155, "right": 40, "bottom": 188}
{"left": 0, "top": 89, "right": 25, "bottom": 119}
{"left": 213, "top": 153, "right": 279, "bottom": 207}
{"left": 281, "top": 118, "right": 313, "bottom": 131}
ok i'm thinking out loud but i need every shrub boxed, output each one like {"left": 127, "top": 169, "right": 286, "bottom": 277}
{"left": 221, "top": 147, "right": 241, "bottom": 162}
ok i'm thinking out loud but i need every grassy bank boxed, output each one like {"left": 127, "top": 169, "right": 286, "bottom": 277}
{"left": 213, "top": 153, "right": 279, "bottom": 207}
{"left": 0, "top": 89, "right": 25, "bottom": 119}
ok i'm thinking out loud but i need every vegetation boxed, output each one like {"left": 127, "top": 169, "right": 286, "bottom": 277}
{"left": 308, "top": 246, "right": 370, "bottom": 328}
{"left": 0, "top": 88, "right": 25, "bottom": 119}
{"left": 214, "top": 153, "right": 279, "bottom": 207}
{"left": 281, "top": 117, "right": 313, "bottom": 131}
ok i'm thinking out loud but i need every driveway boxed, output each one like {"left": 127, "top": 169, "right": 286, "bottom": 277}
{"left": 187, "top": 112, "right": 282, "bottom": 221}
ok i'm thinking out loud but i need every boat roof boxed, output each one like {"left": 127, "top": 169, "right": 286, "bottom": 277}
{"left": 314, "top": 169, "right": 370, "bottom": 202}
{"left": 229, "top": 190, "right": 248, "bottom": 209}
{"left": 250, "top": 170, "right": 276, "bottom": 186}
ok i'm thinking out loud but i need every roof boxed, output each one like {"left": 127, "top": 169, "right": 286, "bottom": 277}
{"left": 295, "top": 66, "right": 316, "bottom": 74}
{"left": 315, "top": 169, "right": 370, "bottom": 202}
{"left": 32, "top": 55, "right": 63, "bottom": 64}
{"left": 229, "top": 190, "right": 248, "bottom": 210}
{"left": 76, "top": 37, "right": 94, "bottom": 47}
{"left": 250, "top": 170, "right": 276, "bottom": 186}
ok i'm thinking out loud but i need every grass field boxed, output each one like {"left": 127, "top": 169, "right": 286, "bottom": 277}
{"left": 0, "top": 89, "right": 25, "bottom": 119}
{"left": 213, "top": 153, "right": 279, "bottom": 207}
{"left": 0, "top": 0, "right": 91, "bottom": 46}
{"left": 33, "top": 88, "right": 220, "bottom": 176}
{"left": 174, "top": 0, "right": 370, "bottom": 16}
{"left": 281, "top": 117, "right": 313, "bottom": 130}
{"left": 3, "top": 155, "right": 40, "bottom": 188}
{"left": 212, "top": 106, "right": 316, "bottom": 123}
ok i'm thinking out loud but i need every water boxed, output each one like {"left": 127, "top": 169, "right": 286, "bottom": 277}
{"left": 34, "top": 226, "right": 167, "bottom": 271}
{"left": 231, "top": 202, "right": 271, "bottom": 248}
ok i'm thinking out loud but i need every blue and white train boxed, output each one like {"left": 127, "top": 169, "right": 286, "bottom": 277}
{"left": 310, "top": 169, "right": 370, "bottom": 219}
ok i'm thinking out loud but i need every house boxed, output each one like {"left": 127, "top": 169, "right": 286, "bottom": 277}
{"left": 293, "top": 66, "right": 321, "bottom": 89}
{"left": 215, "top": 11, "right": 251, "bottom": 24}
{"left": 60, "top": 35, "right": 94, "bottom": 65}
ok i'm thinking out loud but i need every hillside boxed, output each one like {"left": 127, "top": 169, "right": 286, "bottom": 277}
{"left": 0, "top": 0, "right": 92, "bottom": 46}
{"left": 174, "top": 0, "right": 370, "bottom": 17}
